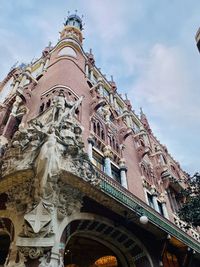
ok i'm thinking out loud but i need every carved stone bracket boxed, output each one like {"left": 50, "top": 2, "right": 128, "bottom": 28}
{"left": 18, "top": 246, "right": 44, "bottom": 259}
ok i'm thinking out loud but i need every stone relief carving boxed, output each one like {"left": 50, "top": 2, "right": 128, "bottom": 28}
{"left": 6, "top": 179, "right": 34, "bottom": 213}
{"left": 24, "top": 201, "right": 52, "bottom": 234}
{"left": 5, "top": 251, "right": 26, "bottom": 267}
{"left": 4, "top": 243, "right": 25, "bottom": 267}
{"left": 18, "top": 246, "right": 44, "bottom": 259}
{"left": 1, "top": 94, "right": 101, "bottom": 266}
{"left": 57, "top": 182, "right": 84, "bottom": 219}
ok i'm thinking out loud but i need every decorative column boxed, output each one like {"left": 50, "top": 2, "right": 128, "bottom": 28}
{"left": 87, "top": 136, "right": 95, "bottom": 162}
{"left": 85, "top": 62, "right": 89, "bottom": 77}
{"left": 43, "top": 55, "right": 50, "bottom": 72}
{"left": 150, "top": 186, "right": 160, "bottom": 213}
{"left": 113, "top": 96, "right": 117, "bottom": 109}
{"left": 2, "top": 114, "right": 17, "bottom": 139}
{"left": 125, "top": 114, "right": 132, "bottom": 128}
{"left": 20, "top": 67, "right": 31, "bottom": 87}
{"left": 103, "top": 146, "right": 112, "bottom": 177}
{"left": 0, "top": 104, "right": 8, "bottom": 126}
{"left": 12, "top": 78, "right": 20, "bottom": 93}
{"left": 119, "top": 158, "right": 128, "bottom": 189}
{"left": 97, "top": 77, "right": 104, "bottom": 96}
{"left": 90, "top": 67, "right": 94, "bottom": 82}
{"left": 160, "top": 193, "right": 170, "bottom": 219}
{"left": 109, "top": 93, "right": 114, "bottom": 105}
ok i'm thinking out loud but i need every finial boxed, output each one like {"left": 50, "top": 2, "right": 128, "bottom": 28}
{"left": 125, "top": 93, "right": 128, "bottom": 100}
{"left": 140, "top": 107, "right": 144, "bottom": 115}
{"left": 111, "top": 75, "right": 114, "bottom": 82}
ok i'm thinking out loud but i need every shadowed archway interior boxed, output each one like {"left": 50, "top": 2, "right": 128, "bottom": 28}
{"left": 0, "top": 233, "right": 10, "bottom": 265}
{"left": 64, "top": 236, "right": 120, "bottom": 267}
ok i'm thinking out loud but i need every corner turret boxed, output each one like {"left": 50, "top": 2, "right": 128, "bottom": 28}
{"left": 60, "top": 13, "right": 84, "bottom": 44}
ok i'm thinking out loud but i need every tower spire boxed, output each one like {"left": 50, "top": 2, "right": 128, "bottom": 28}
{"left": 60, "top": 12, "right": 84, "bottom": 44}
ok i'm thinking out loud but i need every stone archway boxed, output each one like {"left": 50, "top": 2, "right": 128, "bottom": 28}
{"left": 64, "top": 235, "right": 121, "bottom": 267}
{"left": 59, "top": 213, "right": 154, "bottom": 267}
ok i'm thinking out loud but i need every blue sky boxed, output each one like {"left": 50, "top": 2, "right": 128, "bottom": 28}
{"left": 0, "top": 0, "right": 200, "bottom": 174}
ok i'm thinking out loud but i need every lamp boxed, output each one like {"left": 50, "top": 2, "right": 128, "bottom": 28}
{"left": 122, "top": 205, "right": 149, "bottom": 225}
{"left": 139, "top": 215, "right": 149, "bottom": 225}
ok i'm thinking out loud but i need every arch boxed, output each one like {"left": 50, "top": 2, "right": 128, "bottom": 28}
{"left": 59, "top": 213, "right": 153, "bottom": 267}
{"left": 58, "top": 46, "right": 77, "bottom": 58}
{"left": 91, "top": 117, "right": 106, "bottom": 142}
{"left": 39, "top": 85, "right": 82, "bottom": 120}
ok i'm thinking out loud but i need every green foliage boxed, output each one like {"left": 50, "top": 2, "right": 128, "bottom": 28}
{"left": 178, "top": 173, "right": 200, "bottom": 227}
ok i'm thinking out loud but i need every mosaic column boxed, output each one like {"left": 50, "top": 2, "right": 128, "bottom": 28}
{"left": 87, "top": 136, "right": 95, "bottom": 162}
{"left": 103, "top": 146, "right": 112, "bottom": 177}
{"left": 119, "top": 158, "right": 128, "bottom": 189}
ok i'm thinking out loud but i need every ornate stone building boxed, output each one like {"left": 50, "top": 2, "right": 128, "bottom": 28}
{"left": 0, "top": 14, "right": 199, "bottom": 267}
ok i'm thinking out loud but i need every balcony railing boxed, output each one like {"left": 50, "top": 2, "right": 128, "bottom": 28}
{"left": 94, "top": 167, "right": 200, "bottom": 253}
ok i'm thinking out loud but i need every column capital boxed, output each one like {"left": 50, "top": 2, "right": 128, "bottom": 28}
{"left": 150, "top": 185, "right": 158, "bottom": 196}
{"left": 103, "top": 145, "right": 113, "bottom": 158}
{"left": 88, "top": 136, "right": 95, "bottom": 146}
{"left": 159, "top": 193, "right": 166, "bottom": 203}
{"left": 119, "top": 158, "right": 127, "bottom": 171}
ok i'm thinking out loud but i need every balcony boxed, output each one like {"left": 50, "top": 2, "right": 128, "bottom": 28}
{"left": 94, "top": 167, "right": 200, "bottom": 253}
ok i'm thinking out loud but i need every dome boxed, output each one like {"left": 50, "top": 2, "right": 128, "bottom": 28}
{"left": 65, "top": 14, "right": 83, "bottom": 31}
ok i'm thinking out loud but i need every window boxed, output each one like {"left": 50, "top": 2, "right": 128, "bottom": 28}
{"left": 167, "top": 187, "right": 182, "bottom": 213}
{"left": 111, "top": 164, "right": 121, "bottom": 183}
{"left": 157, "top": 201, "right": 164, "bottom": 216}
{"left": 159, "top": 154, "right": 167, "bottom": 165}
{"left": 93, "top": 151, "right": 104, "bottom": 172}
{"left": 147, "top": 192, "right": 154, "bottom": 208}
{"left": 102, "top": 87, "right": 109, "bottom": 98}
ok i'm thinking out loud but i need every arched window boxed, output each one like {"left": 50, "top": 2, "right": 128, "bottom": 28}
{"left": 97, "top": 122, "right": 101, "bottom": 136}
{"left": 160, "top": 154, "right": 167, "bottom": 165}
{"left": 116, "top": 144, "right": 120, "bottom": 153}
{"left": 140, "top": 139, "right": 145, "bottom": 147}
{"left": 39, "top": 103, "right": 45, "bottom": 113}
{"left": 101, "top": 129, "right": 105, "bottom": 140}
{"left": 93, "top": 121, "right": 97, "bottom": 134}
{"left": 46, "top": 99, "right": 51, "bottom": 108}
{"left": 112, "top": 137, "right": 116, "bottom": 150}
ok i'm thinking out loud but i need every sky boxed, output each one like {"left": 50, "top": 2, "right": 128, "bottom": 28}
{"left": 0, "top": 0, "right": 200, "bottom": 174}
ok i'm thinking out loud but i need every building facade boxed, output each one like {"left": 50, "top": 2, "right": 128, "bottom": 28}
{"left": 0, "top": 14, "right": 199, "bottom": 267}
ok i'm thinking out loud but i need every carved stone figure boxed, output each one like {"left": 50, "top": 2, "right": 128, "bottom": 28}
{"left": 57, "top": 182, "right": 83, "bottom": 219}
{"left": 52, "top": 92, "right": 66, "bottom": 122}
{"left": 52, "top": 92, "right": 83, "bottom": 125}
{"left": 11, "top": 96, "right": 23, "bottom": 116}
{"left": 59, "top": 119, "right": 76, "bottom": 146}
{"left": 101, "top": 104, "right": 111, "bottom": 122}
{"left": 33, "top": 125, "right": 63, "bottom": 196}
{"left": 59, "top": 95, "right": 84, "bottom": 123}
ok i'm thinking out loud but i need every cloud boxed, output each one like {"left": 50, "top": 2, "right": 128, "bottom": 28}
{"left": 126, "top": 42, "right": 200, "bottom": 173}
